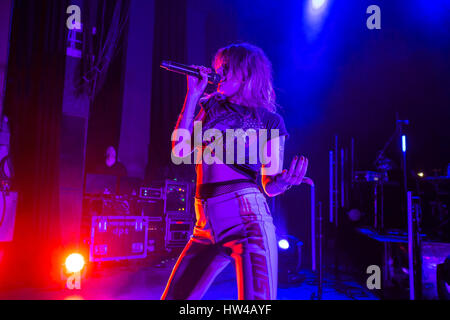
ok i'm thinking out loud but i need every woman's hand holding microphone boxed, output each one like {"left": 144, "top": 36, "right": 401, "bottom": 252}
{"left": 186, "top": 65, "right": 211, "bottom": 99}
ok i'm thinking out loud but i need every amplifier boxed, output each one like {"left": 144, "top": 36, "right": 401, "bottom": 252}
{"left": 147, "top": 217, "right": 165, "bottom": 253}
{"left": 137, "top": 199, "right": 164, "bottom": 217}
{"left": 165, "top": 217, "right": 193, "bottom": 249}
{"left": 83, "top": 196, "right": 133, "bottom": 217}
{"left": 90, "top": 216, "right": 148, "bottom": 262}
{"left": 139, "top": 187, "right": 163, "bottom": 200}
{"left": 164, "top": 180, "right": 190, "bottom": 215}
{"left": 354, "top": 171, "right": 386, "bottom": 183}
{"left": 101, "top": 198, "right": 131, "bottom": 216}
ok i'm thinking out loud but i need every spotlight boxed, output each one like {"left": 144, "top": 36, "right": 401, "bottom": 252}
{"left": 278, "top": 239, "right": 290, "bottom": 250}
{"left": 417, "top": 172, "right": 424, "bottom": 178}
{"left": 311, "top": 0, "right": 326, "bottom": 10}
{"left": 346, "top": 208, "right": 362, "bottom": 222}
{"left": 304, "top": 0, "right": 332, "bottom": 40}
{"left": 65, "top": 253, "right": 85, "bottom": 273}
{"left": 277, "top": 235, "right": 304, "bottom": 286}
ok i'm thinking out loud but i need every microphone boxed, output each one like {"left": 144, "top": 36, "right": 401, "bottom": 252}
{"left": 160, "top": 60, "right": 221, "bottom": 85}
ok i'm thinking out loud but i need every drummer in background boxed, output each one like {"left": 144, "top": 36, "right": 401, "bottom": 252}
{"left": 96, "top": 145, "right": 127, "bottom": 177}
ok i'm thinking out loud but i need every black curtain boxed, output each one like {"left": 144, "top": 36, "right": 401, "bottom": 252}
{"left": 0, "top": 0, "right": 68, "bottom": 289}
{"left": 84, "top": 0, "right": 130, "bottom": 173}
{"left": 147, "top": 0, "right": 189, "bottom": 182}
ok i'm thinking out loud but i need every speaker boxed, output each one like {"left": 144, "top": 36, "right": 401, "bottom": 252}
{"left": 147, "top": 217, "right": 165, "bottom": 253}
{"left": 138, "top": 199, "right": 164, "bottom": 217}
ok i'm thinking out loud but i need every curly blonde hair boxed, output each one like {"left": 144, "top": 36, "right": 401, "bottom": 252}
{"left": 211, "top": 43, "right": 278, "bottom": 113}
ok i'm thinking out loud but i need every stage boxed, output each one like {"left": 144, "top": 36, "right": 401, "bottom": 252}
{"left": 0, "top": 259, "right": 377, "bottom": 300}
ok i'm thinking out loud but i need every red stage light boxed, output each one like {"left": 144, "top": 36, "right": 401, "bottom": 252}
{"left": 65, "top": 253, "right": 85, "bottom": 273}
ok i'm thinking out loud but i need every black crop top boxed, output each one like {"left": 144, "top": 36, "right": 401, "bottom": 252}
{"left": 194, "top": 93, "right": 289, "bottom": 181}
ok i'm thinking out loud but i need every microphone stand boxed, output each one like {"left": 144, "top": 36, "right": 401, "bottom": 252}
{"left": 373, "top": 120, "right": 404, "bottom": 169}
{"left": 398, "top": 119, "right": 409, "bottom": 214}
{"left": 311, "top": 201, "right": 323, "bottom": 300}
{"left": 373, "top": 117, "right": 409, "bottom": 230}
{"left": 374, "top": 117, "right": 423, "bottom": 300}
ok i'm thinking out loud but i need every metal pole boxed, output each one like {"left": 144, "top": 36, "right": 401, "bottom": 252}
{"left": 407, "top": 191, "right": 414, "bottom": 300}
{"left": 374, "top": 182, "right": 378, "bottom": 229}
{"left": 340, "top": 148, "right": 345, "bottom": 209}
{"left": 413, "top": 197, "right": 423, "bottom": 299}
{"left": 310, "top": 181, "right": 316, "bottom": 271}
{"left": 334, "top": 136, "right": 338, "bottom": 227}
{"left": 380, "top": 182, "right": 384, "bottom": 231}
{"left": 301, "top": 177, "right": 316, "bottom": 272}
{"left": 329, "top": 150, "right": 334, "bottom": 223}
{"left": 318, "top": 201, "right": 323, "bottom": 300}
{"left": 351, "top": 137, "right": 354, "bottom": 190}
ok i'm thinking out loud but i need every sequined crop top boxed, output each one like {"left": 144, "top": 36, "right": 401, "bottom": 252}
{"left": 194, "top": 93, "right": 289, "bottom": 181}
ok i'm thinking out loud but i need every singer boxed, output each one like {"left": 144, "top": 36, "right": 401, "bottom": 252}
{"left": 161, "top": 43, "right": 308, "bottom": 300}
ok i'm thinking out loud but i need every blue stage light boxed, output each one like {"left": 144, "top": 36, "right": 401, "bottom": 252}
{"left": 311, "top": 0, "right": 326, "bottom": 10}
{"left": 304, "top": 0, "right": 332, "bottom": 40}
{"left": 278, "top": 239, "right": 290, "bottom": 250}
{"left": 402, "top": 135, "right": 406, "bottom": 153}
{"left": 277, "top": 235, "right": 304, "bottom": 286}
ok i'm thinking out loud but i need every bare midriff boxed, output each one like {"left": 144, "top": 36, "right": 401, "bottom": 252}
{"left": 196, "top": 162, "right": 250, "bottom": 185}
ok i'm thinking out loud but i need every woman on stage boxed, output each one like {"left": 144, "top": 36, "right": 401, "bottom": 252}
{"left": 162, "top": 43, "right": 308, "bottom": 300}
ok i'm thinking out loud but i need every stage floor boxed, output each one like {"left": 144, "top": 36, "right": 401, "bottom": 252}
{"left": 0, "top": 258, "right": 378, "bottom": 300}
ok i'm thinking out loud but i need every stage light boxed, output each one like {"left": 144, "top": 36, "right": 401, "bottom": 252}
{"left": 311, "top": 0, "right": 326, "bottom": 10}
{"left": 346, "top": 208, "right": 362, "bottom": 222}
{"left": 417, "top": 172, "right": 424, "bottom": 178}
{"left": 277, "top": 235, "right": 304, "bottom": 286}
{"left": 65, "top": 253, "right": 85, "bottom": 273}
{"left": 402, "top": 135, "right": 406, "bottom": 153}
{"left": 304, "top": 0, "right": 332, "bottom": 41}
{"left": 278, "top": 239, "right": 290, "bottom": 250}
{"left": 65, "top": 295, "right": 84, "bottom": 300}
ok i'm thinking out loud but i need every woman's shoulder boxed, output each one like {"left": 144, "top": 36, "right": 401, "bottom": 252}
{"left": 255, "top": 108, "right": 289, "bottom": 139}
{"left": 256, "top": 107, "right": 285, "bottom": 126}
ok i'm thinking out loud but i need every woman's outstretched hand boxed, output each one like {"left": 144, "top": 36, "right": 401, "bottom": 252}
{"left": 187, "top": 65, "right": 211, "bottom": 98}
{"left": 275, "top": 155, "right": 309, "bottom": 191}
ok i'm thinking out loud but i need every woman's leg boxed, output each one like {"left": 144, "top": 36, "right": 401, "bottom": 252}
{"left": 161, "top": 239, "right": 231, "bottom": 300}
{"left": 230, "top": 193, "right": 278, "bottom": 300}
{"left": 225, "top": 223, "right": 278, "bottom": 300}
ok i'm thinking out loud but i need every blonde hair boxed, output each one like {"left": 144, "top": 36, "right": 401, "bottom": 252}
{"left": 211, "top": 43, "right": 278, "bottom": 113}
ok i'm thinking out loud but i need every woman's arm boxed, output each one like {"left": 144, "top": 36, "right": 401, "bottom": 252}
{"left": 171, "top": 66, "right": 210, "bottom": 158}
{"left": 171, "top": 94, "right": 201, "bottom": 149}
{"left": 261, "top": 136, "right": 286, "bottom": 197}
{"left": 261, "top": 136, "right": 309, "bottom": 197}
